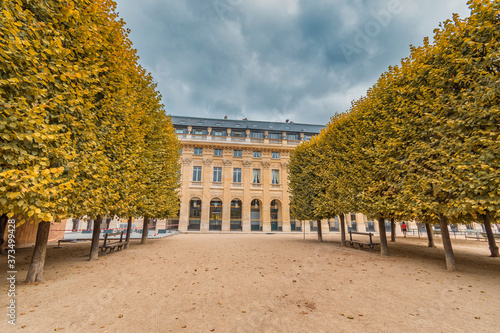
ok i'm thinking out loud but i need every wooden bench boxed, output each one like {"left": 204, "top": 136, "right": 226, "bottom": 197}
{"left": 99, "top": 231, "right": 128, "bottom": 255}
{"left": 347, "top": 231, "right": 380, "bottom": 252}
{"left": 481, "top": 232, "right": 500, "bottom": 240}
{"left": 465, "top": 231, "right": 485, "bottom": 241}
{"left": 55, "top": 238, "right": 91, "bottom": 248}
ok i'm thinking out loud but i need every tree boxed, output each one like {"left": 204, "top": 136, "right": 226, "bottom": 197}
{"left": 133, "top": 76, "right": 181, "bottom": 245}
{"left": 1, "top": 0, "right": 110, "bottom": 280}
{"left": 433, "top": 1, "right": 500, "bottom": 257}
{"left": 320, "top": 112, "right": 364, "bottom": 247}
{"left": 1, "top": 0, "right": 181, "bottom": 279}
{"left": 289, "top": 137, "right": 329, "bottom": 242}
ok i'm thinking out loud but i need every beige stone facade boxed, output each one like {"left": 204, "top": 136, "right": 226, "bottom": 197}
{"left": 173, "top": 116, "right": 322, "bottom": 233}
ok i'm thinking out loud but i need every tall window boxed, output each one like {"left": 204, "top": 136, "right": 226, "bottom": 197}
{"left": 253, "top": 151, "right": 261, "bottom": 158}
{"left": 271, "top": 169, "right": 280, "bottom": 184}
{"left": 250, "top": 132, "right": 265, "bottom": 138}
{"left": 194, "top": 148, "right": 203, "bottom": 155}
{"left": 189, "top": 198, "right": 202, "bottom": 230}
{"left": 230, "top": 200, "right": 242, "bottom": 227}
{"left": 193, "top": 166, "right": 202, "bottom": 181}
{"left": 272, "top": 152, "right": 280, "bottom": 159}
{"left": 213, "top": 167, "right": 222, "bottom": 182}
{"left": 252, "top": 169, "right": 261, "bottom": 184}
{"left": 234, "top": 150, "right": 242, "bottom": 157}
{"left": 233, "top": 168, "right": 242, "bottom": 183}
{"left": 214, "top": 149, "right": 223, "bottom": 156}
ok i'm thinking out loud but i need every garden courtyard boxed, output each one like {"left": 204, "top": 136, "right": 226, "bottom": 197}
{"left": 2, "top": 233, "right": 499, "bottom": 332}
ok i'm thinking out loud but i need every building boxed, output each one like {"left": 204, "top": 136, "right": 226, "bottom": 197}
{"left": 168, "top": 115, "right": 498, "bottom": 236}
{"left": 172, "top": 115, "right": 323, "bottom": 233}
{"left": 54, "top": 115, "right": 498, "bottom": 239}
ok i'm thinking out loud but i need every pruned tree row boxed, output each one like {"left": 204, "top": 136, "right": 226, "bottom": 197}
{"left": 288, "top": 0, "right": 499, "bottom": 270}
{"left": 1, "top": 0, "right": 181, "bottom": 282}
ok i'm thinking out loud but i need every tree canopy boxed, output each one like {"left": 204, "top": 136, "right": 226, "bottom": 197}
{"left": 288, "top": 0, "right": 500, "bottom": 268}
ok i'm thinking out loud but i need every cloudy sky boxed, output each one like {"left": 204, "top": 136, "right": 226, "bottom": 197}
{"left": 114, "top": 0, "right": 471, "bottom": 125}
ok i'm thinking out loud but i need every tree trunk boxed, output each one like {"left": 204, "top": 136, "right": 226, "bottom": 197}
{"left": 125, "top": 216, "right": 132, "bottom": 249}
{"left": 339, "top": 214, "right": 346, "bottom": 247}
{"left": 89, "top": 216, "right": 102, "bottom": 261}
{"left": 390, "top": 218, "right": 396, "bottom": 242}
{"left": 425, "top": 223, "right": 435, "bottom": 247}
{"left": 141, "top": 216, "right": 149, "bottom": 244}
{"left": 482, "top": 211, "right": 499, "bottom": 257}
{"left": 25, "top": 221, "right": 51, "bottom": 283}
{"left": 317, "top": 219, "right": 323, "bottom": 242}
{"left": 378, "top": 217, "right": 389, "bottom": 256}
{"left": 439, "top": 214, "right": 456, "bottom": 271}
{"left": 0, "top": 213, "right": 8, "bottom": 254}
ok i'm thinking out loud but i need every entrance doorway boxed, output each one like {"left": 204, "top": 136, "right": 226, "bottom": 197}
{"left": 209, "top": 198, "right": 222, "bottom": 231}
{"left": 189, "top": 198, "right": 202, "bottom": 230}
{"left": 230, "top": 199, "right": 242, "bottom": 231}
{"left": 270, "top": 200, "right": 282, "bottom": 231}
{"left": 251, "top": 199, "right": 262, "bottom": 231}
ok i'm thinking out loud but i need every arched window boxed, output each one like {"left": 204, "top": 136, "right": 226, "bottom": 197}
{"left": 209, "top": 199, "right": 223, "bottom": 231}
{"left": 251, "top": 199, "right": 261, "bottom": 231}
{"left": 189, "top": 198, "right": 202, "bottom": 230}
{"left": 230, "top": 199, "right": 242, "bottom": 231}
{"left": 270, "top": 200, "right": 282, "bottom": 231}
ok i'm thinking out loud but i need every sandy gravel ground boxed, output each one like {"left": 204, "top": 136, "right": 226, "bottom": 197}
{"left": 1, "top": 233, "right": 499, "bottom": 333}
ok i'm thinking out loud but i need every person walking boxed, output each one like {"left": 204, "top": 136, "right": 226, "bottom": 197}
{"left": 401, "top": 222, "right": 407, "bottom": 238}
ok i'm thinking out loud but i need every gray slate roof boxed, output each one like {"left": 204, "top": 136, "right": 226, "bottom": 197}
{"left": 169, "top": 115, "right": 323, "bottom": 134}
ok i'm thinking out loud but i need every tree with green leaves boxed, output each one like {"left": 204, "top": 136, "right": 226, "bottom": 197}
{"left": 432, "top": 0, "right": 499, "bottom": 257}
{"left": 1, "top": 0, "right": 181, "bottom": 280}
{"left": 288, "top": 136, "right": 330, "bottom": 242}
{"left": 1, "top": 0, "right": 109, "bottom": 281}
{"left": 320, "top": 112, "right": 364, "bottom": 247}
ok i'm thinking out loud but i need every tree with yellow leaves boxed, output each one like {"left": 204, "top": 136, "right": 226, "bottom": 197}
{"left": 1, "top": 0, "right": 181, "bottom": 281}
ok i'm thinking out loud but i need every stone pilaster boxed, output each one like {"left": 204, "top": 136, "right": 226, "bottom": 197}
{"left": 222, "top": 159, "right": 232, "bottom": 231}
{"left": 178, "top": 157, "right": 192, "bottom": 232}
{"left": 242, "top": 160, "right": 252, "bottom": 232}
{"left": 200, "top": 158, "right": 212, "bottom": 231}
{"left": 262, "top": 160, "right": 271, "bottom": 232}
{"left": 281, "top": 161, "right": 291, "bottom": 232}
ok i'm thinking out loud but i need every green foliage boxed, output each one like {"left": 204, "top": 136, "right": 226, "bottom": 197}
{"left": 0, "top": 0, "right": 181, "bottom": 224}
{"left": 289, "top": 0, "right": 499, "bottom": 227}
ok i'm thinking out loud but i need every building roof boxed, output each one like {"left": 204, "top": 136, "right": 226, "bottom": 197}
{"left": 169, "top": 115, "right": 324, "bottom": 134}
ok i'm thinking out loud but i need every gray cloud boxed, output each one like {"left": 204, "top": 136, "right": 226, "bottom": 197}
{"left": 115, "top": 0, "right": 471, "bottom": 125}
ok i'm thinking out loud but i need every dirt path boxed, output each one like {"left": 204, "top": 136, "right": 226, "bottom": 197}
{"left": 1, "top": 233, "right": 499, "bottom": 332}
